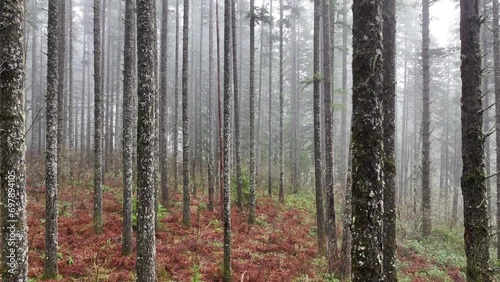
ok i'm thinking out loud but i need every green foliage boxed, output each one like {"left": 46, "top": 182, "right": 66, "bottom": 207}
{"left": 285, "top": 193, "right": 315, "bottom": 214}
{"left": 231, "top": 166, "right": 251, "bottom": 206}
{"left": 131, "top": 198, "right": 168, "bottom": 228}
{"left": 418, "top": 266, "right": 451, "bottom": 281}
{"left": 191, "top": 263, "right": 202, "bottom": 282}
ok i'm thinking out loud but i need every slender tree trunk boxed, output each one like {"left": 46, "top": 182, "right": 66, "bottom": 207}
{"left": 68, "top": 0, "right": 74, "bottom": 151}
{"left": 182, "top": 0, "right": 191, "bottom": 227}
{"left": 313, "top": 0, "right": 326, "bottom": 254}
{"left": 278, "top": 0, "right": 284, "bottom": 204}
{"left": 136, "top": 0, "right": 157, "bottom": 279}
{"left": 173, "top": 0, "right": 180, "bottom": 194}
{"left": 121, "top": 0, "right": 135, "bottom": 257}
{"left": 31, "top": 0, "right": 39, "bottom": 155}
{"left": 208, "top": 0, "right": 215, "bottom": 211}
{"left": 223, "top": 0, "right": 233, "bottom": 280}
{"left": 351, "top": 0, "right": 384, "bottom": 279}
{"left": 291, "top": 0, "right": 299, "bottom": 194}
{"left": 493, "top": 0, "right": 500, "bottom": 260}
{"left": 256, "top": 1, "right": 265, "bottom": 179}
{"left": 93, "top": 0, "right": 104, "bottom": 235}
{"left": 340, "top": 149, "right": 352, "bottom": 281}
{"left": 451, "top": 128, "right": 460, "bottom": 227}
{"left": 421, "top": 0, "right": 432, "bottom": 238}
{"left": 44, "top": 0, "right": 59, "bottom": 277}
{"left": 0, "top": 1, "right": 29, "bottom": 280}
{"left": 160, "top": 0, "right": 170, "bottom": 207}
{"left": 248, "top": 0, "right": 257, "bottom": 223}
{"left": 268, "top": 0, "right": 273, "bottom": 197}
{"left": 382, "top": 0, "right": 397, "bottom": 279}
{"left": 340, "top": 0, "right": 348, "bottom": 185}
{"left": 80, "top": 31, "right": 87, "bottom": 154}
{"left": 322, "top": 0, "right": 337, "bottom": 272}
{"left": 460, "top": 0, "right": 492, "bottom": 280}
{"left": 57, "top": 0, "right": 66, "bottom": 175}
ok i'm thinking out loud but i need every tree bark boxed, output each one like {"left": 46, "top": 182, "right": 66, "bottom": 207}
{"left": 351, "top": 0, "right": 384, "bottom": 279}
{"left": 0, "top": 1, "right": 29, "bottom": 280}
{"left": 44, "top": 0, "right": 59, "bottom": 277}
{"left": 313, "top": 0, "right": 326, "bottom": 254}
{"left": 421, "top": 0, "right": 432, "bottom": 238}
{"left": 208, "top": 0, "right": 215, "bottom": 211}
{"left": 173, "top": 0, "right": 180, "bottom": 194}
{"left": 182, "top": 0, "right": 191, "bottom": 227}
{"left": 460, "top": 0, "right": 492, "bottom": 280}
{"left": 136, "top": 0, "right": 157, "bottom": 279}
{"left": 93, "top": 0, "right": 104, "bottom": 235}
{"left": 268, "top": 0, "right": 273, "bottom": 197}
{"left": 492, "top": 0, "right": 500, "bottom": 261}
{"left": 160, "top": 0, "right": 170, "bottom": 208}
{"left": 122, "top": 0, "right": 136, "bottom": 257}
{"left": 248, "top": 0, "right": 257, "bottom": 224}
{"left": 278, "top": 0, "right": 284, "bottom": 204}
{"left": 382, "top": 0, "right": 397, "bottom": 279}
{"left": 57, "top": 0, "right": 66, "bottom": 171}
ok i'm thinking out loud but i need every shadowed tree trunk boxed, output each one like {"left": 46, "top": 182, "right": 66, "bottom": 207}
{"left": 173, "top": 0, "right": 180, "bottom": 194}
{"left": 322, "top": 0, "right": 337, "bottom": 273}
{"left": 121, "top": 0, "right": 136, "bottom": 257}
{"left": 493, "top": 0, "right": 500, "bottom": 261}
{"left": 182, "top": 0, "right": 191, "bottom": 227}
{"left": 268, "top": 0, "right": 273, "bottom": 197}
{"left": 421, "top": 0, "right": 432, "bottom": 238}
{"left": 232, "top": 0, "right": 243, "bottom": 209}
{"left": 208, "top": 0, "right": 215, "bottom": 211}
{"left": 0, "top": 1, "right": 29, "bottom": 280}
{"left": 43, "top": 0, "right": 59, "bottom": 277}
{"left": 57, "top": 0, "right": 66, "bottom": 172}
{"left": 278, "top": 0, "right": 284, "bottom": 204}
{"left": 93, "top": 0, "right": 104, "bottom": 235}
{"left": 351, "top": 0, "right": 384, "bottom": 279}
{"left": 68, "top": 0, "right": 74, "bottom": 151}
{"left": 136, "top": 0, "right": 157, "bottom": 279}
{"left": 313, "top": 0, "right": 326, "bottom": 254}
{"left": 160, "top": 0, "right": 170, "bottom": 207}
{"left": 223, "top": 0, "right": 233, "bottom": 280}
{"left": 340, "top": 148, "right": 352, "bottom": 281}
{"left": 460, "top": 0, "right": 492, "bottom": 280}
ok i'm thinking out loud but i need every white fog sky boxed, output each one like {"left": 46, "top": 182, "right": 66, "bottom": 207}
{"left": 430, "top": 0, "right": 459, "bottom": 47}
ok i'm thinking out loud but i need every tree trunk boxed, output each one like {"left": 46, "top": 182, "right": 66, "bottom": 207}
{"left": 122, "top": 0, "right": 136, "bottom": 257}
{"left": 208, "top": 0, "right": 215, "bottom": 211}
{"left": 160, "top": 0, "right": 170, "bottom": 208}
{"left": 80, "top": 30, "right": 87, "bottom": 154}
{"left": 57, "top": 0, "right": 66, "bottom": 172}
{"left": 340, "top": 149, "right": 352, "bottom": 281}
{"left": 460, "top": 0, "right": 492, "bottom": 280}
{"left": 93, "top": 0, "right": 104, "bottom": 235}
{"left": 136, "top": 0, "right": 157, "bottom": 279}
{"left": 173, "top": 0, "right": 180, "bottom": 194}
{"left": 278, "top": 0, "right": 285, "bottom": 204}
{"left": 268, "top": 0, "right": 273, "bottom": 197}
{"left": 44, "top": 0, "right": 59, "bottom": 277}
{"left": 182, "top": 0, "right": 191, "bottom": 227}
{"left": 313, "top": 0, "right": 326, "bottom": 254}
{"left": 322, "top": 0, "right": 337, "bottom": 272}
{"left": 291, "top": 0, "right": 299, "bottom": 194}
{"left": 351, "top": 0, "right": 384, "bottom": 280}
{"left": 0, "top": 1, "right": 29, "bottom": 280}
{"left": 68, "top": 0, "right": 74, "bottom": 151}
{"left": 248, "top": 0, "right": 257, "bottom": 224}
{"left": 382, "top": 0, "right": 397, "bottom": 279}
{"left": 340, "top": 0, "right": 348, "bottom": 186}
{"left": 421, "top": 0, "right": 432, "bottom": 238}
{"left": 231, "top": 0, "right": 242, "bottom": 209}
{"left": 493, "top": 0, "right": 500, "bottom": 260}
{"left": 223, "top": 0, "right": 233, "bottom": 280}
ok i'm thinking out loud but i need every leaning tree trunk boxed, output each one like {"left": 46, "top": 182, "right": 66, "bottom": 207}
{"left": 421, "top": 0, "right": 432, "bottom": 238}
{"left": 43, "top": 0, "right": 59, "bottom": 277}
{"left": 322, "top": 0, "right": 337, "bottom": 273}
{"left": 136, "top": 0, "right": 157, "bottom": 280}
{"left": 182, "top": 0, "right": 191, "bottom": 227}
{"left": 223, "top": 0, "right": 233, "bottom": 281}
{"left": 382, "top": 0, "right": 397, "bottom": 280}
{"left": 121, "top": 0, "right": 136, "bottom": 257}
{"left": 0, "top": 1, "right": 29, "bottom": 280}
{"left": 460, "top": 0, "right": 492, "bottom": 280}
{"left": 313, "top": 0, "right": 326, "bottom": 254}
{"left": 351, "top": 0, "right": 384, "bottom": 280}
{"left": 93, "top": 0, "right": 104, "bottom": 235}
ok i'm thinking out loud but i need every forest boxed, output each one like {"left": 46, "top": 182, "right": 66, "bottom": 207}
{"left": 0, "top": 0, "right": 497, "bottom": 281}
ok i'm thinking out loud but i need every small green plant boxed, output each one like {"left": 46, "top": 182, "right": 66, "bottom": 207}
{"left": 191, "top": 262, "right": 202, "bottom": 282}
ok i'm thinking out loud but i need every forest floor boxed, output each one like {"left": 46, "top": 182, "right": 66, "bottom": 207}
{"left": 21, "top": 174, "right": 478, "bottom": 281}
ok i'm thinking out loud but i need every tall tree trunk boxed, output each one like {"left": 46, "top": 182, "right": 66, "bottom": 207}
{"left": 0, "top": 1, "right": 29, "bottom": 280}
{"left": 208, "top": 0, "right": 215, "bottom": 211}
{"left": 68, "top": 0, "right": 74, "bottom": 151}
{"left": 231, "top": 0, "right": 243, "bottom": 209}
{"left": 493, "top": 0, "right": 500, "bottom": 260}
{"left": 460, "top": 0, "right": 492, "bottom": 280}
{"left": 322, "top": 0, "right": 337, "bottom": 272}
{"left": 223, "top": 0, "right": 233, "bottom": 280}
{"left": 313, "top": 0, "right": 326, "bottom": 254}
{"left": 122, "top": 0, "right": 135, "bottom": 257}
{"left": 80, "top": 30, "right": 86, "bottom": 154}
{"left": 451, "top": 128, "right": 460, "bottom": 227}
{"left": 93, "top": 0, "right": 104, "bottom": 235}
{"left": 57, "top": 0, "right": 66, "bottom": 175}
{"left": 31, "top": 0, "right": 39, "bottom": 155}
{"left": 351, "top": 0, "right": 384, "bottom": 279}
{"left": 382, "top": 0, "right": 397, "bottom": 279}
{"left": 182, "top": 0, "right": 191, "bottom": 227}
{"left": 421, "top": 0, "right": 432, "bottom": 238}
{"left": 278, "top": 0, "right": 284, "bottom": 204}
{"left": 160, "top": 0, "right": 170, "bottom": 207}
{"left": 248, "top": 0, "right": 257, "bottom": 223}
{"left": 173, "top": 0, "right": 180, "bottom": 194}
{"left": 268, "top": 0, "right": 273, "bottom": 197}
{"left": 136, "top": 0, "right": 157, "bottom": 279}
{"left": 340, "top": 149, "right": 352, "bottom": 281}
{"left": 44, "top": 0, "right": 59, "bottom": 277}
{"left": 256, "top": 1, "right": 265, "bottom": 179}
{"left": 291, "top": 0, "right": 299, "bottom": 194}
{"left": 340, "top": 0, "right": 348, "bottom": 186}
